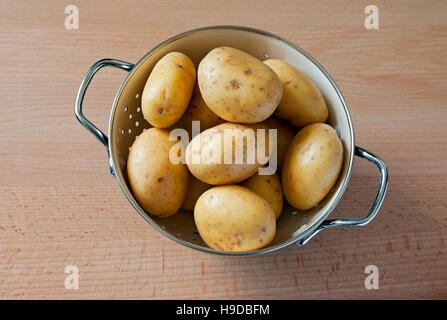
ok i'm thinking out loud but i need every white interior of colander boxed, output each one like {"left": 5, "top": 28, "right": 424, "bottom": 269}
{"left": 109, "top": 27, "right": 354, "bottom": 253}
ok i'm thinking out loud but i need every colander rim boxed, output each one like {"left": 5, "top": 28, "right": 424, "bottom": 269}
{"left": 108, "top": 25, "right": 355, "bottom": 256}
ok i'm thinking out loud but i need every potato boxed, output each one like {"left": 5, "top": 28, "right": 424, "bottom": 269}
{"left": 184, "top": 83, "right": 225, "bottom": 137}
{"left": 194, "top": 185, "right": 276, "bottom": 252}
{"left": 198, "top": 47, "right": 282, "bottom": 123}
{"left": 185, "top": 122, "right": 271, "bottom": 185}
{"left": 142, "top": 52, "right": 196, "bottom": 128}
{"left": 240, "top": 173, "right": 283, "bottom": 219}
{"left": 263, "top": 59, "right": 328, "bottom": 127}
{"left": 181, "top": 176, "right": 213, "bottom": 211}
{"left": 127, "top": 128, "right": 190, "bottom": 217}
{"left": 262, "top": 116, "right": 297, "bottom": 170}
{"left": 282, "top": 123, "right": 343, "bottom": 210}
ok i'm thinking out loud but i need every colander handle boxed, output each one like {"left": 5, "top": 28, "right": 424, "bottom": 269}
{"left": 296, "top": 146, "right": 388, "bottom": 246}
{"left": 75, "top": 59, "right": 134, "bottom": 174}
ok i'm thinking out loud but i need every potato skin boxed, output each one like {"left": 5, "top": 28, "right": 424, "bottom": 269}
{"left": 142, "top": 52, "right": 196, "bottom": 128}
{"left": 262, "top": 116, "right": 297, "bottom": 170}
{"left": 194, "top": 185, "right": 276, "bottom": 252}
{"left": 198, "top": 47, "right": 282, "bottom": 123}
{"left": 185, "top": 122, "right": 271, "bottom": 185}
{"left": 127, "top": 128, "right": 190, "bottom": 217}
{"left": 263, "top": 59, "right": 328, "bottom": 127}
{"left": 181, "top": 176, "right": 213, "bottom": 211}
{"left": 282, "top": 123, "right": 343, "bottom": 210}
{"left": 240, "top": 173, "right": 283, "bottom": 219}
{"left": 184, "top": 83, "right": 225, "bottom": 137}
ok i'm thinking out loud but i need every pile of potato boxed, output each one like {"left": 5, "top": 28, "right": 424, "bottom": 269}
{"left": 127, "top": 47, "right": 343, "bottom": 252}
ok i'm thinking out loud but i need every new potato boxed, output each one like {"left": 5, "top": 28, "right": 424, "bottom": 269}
{"left": 262, "top": 116, "right": 296, "bottom": 170}
{"left": 263, "top": 59, "right": 328, "bottom": 127}
{"left": 142, "top": 52, "right": 196, "bottom": 128}
{"left": 181, "top": 176, "right": 213, "bottom": 211}
{"left": 282, "top": 123, "right": 343, "bottom": 210}
{"left": 198, "top": 47, "right": 282, "bottom": 123}
{"left": 184, "top": 83, "right": 225, "bottom": 137}
{"left": 240, "top": 173, "right": 283, "bottom": 219}
{"left": 186, "top": 122, "right": 272, "bottom": 185}
{"left": 194, "top": 185, "right": 276, "bottom": 252}
{"left": 127, "top": 128, "right": 190, "bottom": 217}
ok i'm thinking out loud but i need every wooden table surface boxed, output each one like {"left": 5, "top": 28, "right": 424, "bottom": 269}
{"left": 1, "top": 0, "right": 446, "bottom": 299}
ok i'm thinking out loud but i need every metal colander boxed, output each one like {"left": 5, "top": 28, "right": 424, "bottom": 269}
{"left": 75, "top": 26, "right": 388, "bottom": 255}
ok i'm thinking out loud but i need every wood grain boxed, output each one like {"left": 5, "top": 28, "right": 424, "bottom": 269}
{"left": 0, "top": 0, "right": 446, "bottom": 299}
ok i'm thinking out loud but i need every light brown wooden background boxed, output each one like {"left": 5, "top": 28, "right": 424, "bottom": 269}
{"left": 0, "top": 0, "right": 446, "bottom": 299}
